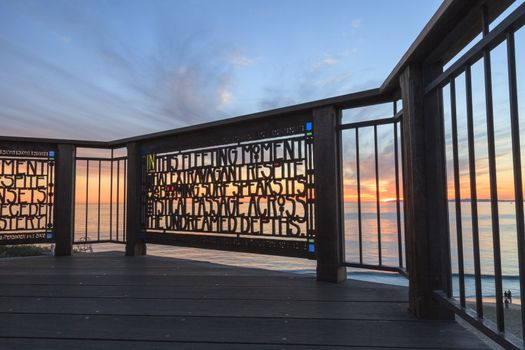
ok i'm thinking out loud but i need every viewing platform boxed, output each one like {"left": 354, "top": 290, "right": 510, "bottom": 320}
{"left": 1, "top": 0, "right": 525, "bottom": 348}
{"left": 0, "top": 251, "right": 487, "bottom": 349}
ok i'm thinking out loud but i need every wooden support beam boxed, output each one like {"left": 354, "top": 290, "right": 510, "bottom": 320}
{"left": 54, "top": 144, "right": 75, "bottom": 256}
{"left": 125, "top": 142, "right": 146, "bottom": 256}
{"left": 400, "top": 64, "right": 453, "bottom": 319}
{"left": 313, "top": 106, "right": 346, "bottom": 283}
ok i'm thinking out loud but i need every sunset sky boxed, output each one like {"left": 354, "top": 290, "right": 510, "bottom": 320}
{"left": 1, "top": 0, "right": 524, "bottom": 204}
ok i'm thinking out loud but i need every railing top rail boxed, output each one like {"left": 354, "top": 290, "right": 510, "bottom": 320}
{"left": 382, "top": 0, "right": 511, "bottom": 93}
{"left": 0, "top": 136, "right": 109, "bottom": 148}
{"left": 425, "top": 1, "right": 525, "bottom": 94}
{"left": 338, "top": 110, "right": 403, "bottom": 130}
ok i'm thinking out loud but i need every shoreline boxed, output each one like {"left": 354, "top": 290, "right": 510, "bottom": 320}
{"left": 466, "top": 297, "right": 521, "bottom": 306}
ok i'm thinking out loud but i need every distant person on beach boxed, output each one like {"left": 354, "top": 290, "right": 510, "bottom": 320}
{"left": 508, "top": 290, "right": 512, "bottom": 304}
{"left": 504, "top": 290, "right": 508, "bottom": 300}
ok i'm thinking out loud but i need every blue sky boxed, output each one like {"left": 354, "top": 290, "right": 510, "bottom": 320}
{"left": 0, "top": 0, "right": 443, "bottom": 140}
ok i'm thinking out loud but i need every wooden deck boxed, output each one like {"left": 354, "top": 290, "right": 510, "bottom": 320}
{"left": 0, "top": 252, "right": 488, "bottom": 349}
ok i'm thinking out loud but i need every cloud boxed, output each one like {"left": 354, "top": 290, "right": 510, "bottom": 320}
{"left": 257, "top": 47, "right": 368, "bottom": 111}
{"left": 321, "top": 57, "right": 338, "bottom": 65}
{"left": 0, "top": 1, "right": 243, "bottom": 140}
{"left": 0, "top": 36, "right": 161, "bottom": 140}
{"left": 147, "top": 29, "right": 238, "bottom": 127}
{"left": 311, "top": 56, "right": 338, "bottom": 70}
{"left": 257, "top": 86, "right": 297, "bottom": 111}
{"left": 218, "top": 87, "right": 232, "bottom": 107}
{"left": 228, "top": 53, "right": 254, "bottom": 67}
{"left": 351, "top": 18, "right": 362, "bottom": 29}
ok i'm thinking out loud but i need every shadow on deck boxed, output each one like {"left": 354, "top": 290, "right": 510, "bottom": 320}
{"left": 0, "top": 252, "right": 487, "bottom": 349}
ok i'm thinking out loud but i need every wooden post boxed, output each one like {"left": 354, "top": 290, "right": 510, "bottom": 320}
{"left": 399, "top": 64, "right": 453, "bottom": 319}
{"left": 125, "top": 142, "right": 146, "bottom": 256}
{"left": 54, "top": 144, "right": 75, "bottom": 256}
{"left": 313, "top": 106, "right": 347, "bottom": 283}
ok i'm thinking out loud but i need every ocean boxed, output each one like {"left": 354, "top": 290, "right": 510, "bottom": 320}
{"left": 344, "top": 200, "right": 522, "bottom": 302}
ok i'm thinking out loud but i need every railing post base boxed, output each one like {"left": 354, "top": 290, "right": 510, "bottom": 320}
{"left": 317, "top": 265, "right": 347, "bottom": 283}
{"left": 126, "top": 241, "right": 146, "bottom": 257}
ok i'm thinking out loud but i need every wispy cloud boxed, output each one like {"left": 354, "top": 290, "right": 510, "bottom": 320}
{"left": 311, "top": 56, "right": 338, "bottom": 70}
{"left": 258, "top": 48, "right": 367, "bottom": 111}
{"left": 0, "top": 1, "right": 244, "bottom": 139}
{"left": 227, "top": 53, "right": 255, "bottom": 67}
{"left": 218, "top": 86, "right": 232, "bottom": 107}
{"left": 351, "top": 18, "right": 362, "bottom": 29}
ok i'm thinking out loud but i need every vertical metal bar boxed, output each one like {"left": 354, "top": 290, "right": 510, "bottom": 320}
{"left": 109, "top": 149, "right": 114, "bottom": 241}
{"left": 465, "top": 65, "right": 483, "bottom": 315}
{"left": 51, "top": 152, "right": 55, "bottom": 234}
{"left": 482, "top": 5, "right": 504, "bottom": 332}
{"left": 337, "top": 110, "right": 346, "bottom": 262}
{"left": 394, "top": 122, "right": 403, "bottom": 268}
{"left": 308, "top": 134, "right": 314, "bottom": 235}
{"left": 356, "top": 128, "right": 363, "bottom": 264}
{"left": 45, "top": 154, "right": 50, "bottom": 233}
{"left": 374, "top": 125, "right": 382, "bottom": 265}
{"left": 123, "top": 158, "right": 127, "bottom": 243}
{"left": 450, "top": 78, "right": 465, "bottom": 306}
{"left": 506, "top": 31, "right": 525, "bottom": 339}
{"left": 450, "top": 78, "right": 466, "bottom": 308}
{"left": 116, "top": 159, "right": 120, "bottom": 241}
{"left": 85, "top": 159, "right": 89, "bottom": 242}
{"left": 305, "top": 133, "right": 311, "bottom": 236}
{"left": 400, "top": 118, "right": 407, "bottom": 274}
{"left": 97, "top": 160, "right": 101, "bottom": 241}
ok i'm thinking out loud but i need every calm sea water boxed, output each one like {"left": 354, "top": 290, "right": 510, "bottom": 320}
{"left": 344, "top": 200, "right": 522, "bottom": 301}
{"left": 74, "top": 200, "right": 523, "bottom": 300}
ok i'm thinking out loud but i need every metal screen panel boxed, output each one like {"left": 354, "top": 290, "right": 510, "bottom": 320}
{"left": 142, "top": 121, "right": 315, "bottom": 258}
{"left": 0, "top": 147, "right": 55, "bottom": 244}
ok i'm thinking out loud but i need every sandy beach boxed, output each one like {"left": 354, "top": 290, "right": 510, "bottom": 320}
{"left": 467, "top": 301, "right": 522, "bottom": 340}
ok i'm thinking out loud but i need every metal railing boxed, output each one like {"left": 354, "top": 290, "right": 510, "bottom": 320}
{"left": 339, "top": 104, "right": 406, "bottom": 275}
{"left": 426, "top": 3, "right": 525, "bottom": 348}
{"left": 74, "top": 148, "right": 127, "bottom": 245}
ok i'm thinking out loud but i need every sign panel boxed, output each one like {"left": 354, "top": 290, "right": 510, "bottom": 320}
{"left": 0, "top": 149, "right": 55, "bottom": 244}
{"left": 142, "top": 122, "right": 315, "bottom": 258}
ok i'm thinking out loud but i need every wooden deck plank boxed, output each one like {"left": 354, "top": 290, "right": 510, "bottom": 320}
{"left": 0, "top": 313, "right": 485, "bottom": 348}
{"left": 0, "top": 338, "right": 473, "bottom": 350}
{"left": 0, "top": 283, "right": 408, "bottom": 302}
{"left": 0, "top": 274, "right": 400, "bottom": 290}
{"left": 0, "top": 297, "right": 413, "bottom": 320}
{"left": 0, "top": 252, "right": 489, "bottom": 349}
